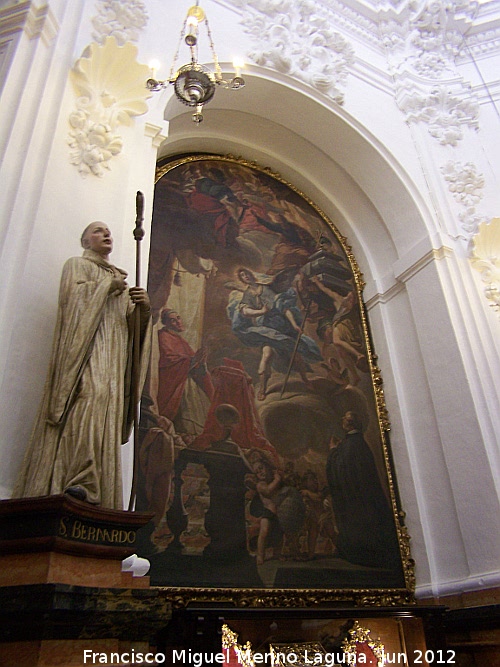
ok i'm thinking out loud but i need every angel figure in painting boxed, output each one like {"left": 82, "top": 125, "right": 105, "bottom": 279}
{"left": 227, "top": 268, "right": 322, "bottom": 400}
{"left": 299, "top": 235, "right": 368, "bottom": 384}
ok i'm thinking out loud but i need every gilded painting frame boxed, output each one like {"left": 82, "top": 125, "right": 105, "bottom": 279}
{"left": 135, "top": 153, "right": 414, "bottom": 606}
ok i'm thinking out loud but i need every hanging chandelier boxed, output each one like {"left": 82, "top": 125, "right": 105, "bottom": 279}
{"left": 146, "top": 4, "right": 245, "bottom": 124}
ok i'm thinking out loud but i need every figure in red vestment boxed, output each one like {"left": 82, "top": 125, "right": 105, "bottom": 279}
{"left": 157, "top": 309, "right": 214, "bottom": 435}
{"left": 192, "top": 358, "right": 278, "bottom": 462}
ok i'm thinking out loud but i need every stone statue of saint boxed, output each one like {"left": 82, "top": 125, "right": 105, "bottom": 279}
{"left": 13, "top": 222, "right": 152, "bottom": 509}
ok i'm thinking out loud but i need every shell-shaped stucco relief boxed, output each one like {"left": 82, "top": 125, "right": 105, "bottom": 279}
{"left": 68, "top": 36, "right": 152, "bottom": 177}
{"left": 470, "top": 218, "right": 500, "bottom": 316}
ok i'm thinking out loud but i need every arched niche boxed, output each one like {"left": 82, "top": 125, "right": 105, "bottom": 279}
{"left": 157, "top": 70, "right": 436, "bottom": 300}
{"left": 150, "top": 72, "right": 497, "bottom": 596}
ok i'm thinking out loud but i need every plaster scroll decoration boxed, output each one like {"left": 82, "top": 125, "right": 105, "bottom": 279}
{"left": 397, "top": 84, "right": 480, "bottom": 146}
{"left": 237, "top": 0, "right": 355, "bottom": 103}
{"left": 68, "top": 36, "right": 152, "bottom": 177}
{"left": 407, "top": 0, "right": 476, "bottom": 78}
{"left": 91, "top": 0, "right": 148, "bottom": 45}
{"left": 470, "top": 219, "right": 500, "bottom": 316}
{"left": 440, "top": 160, "right": 488, "bottom": 236}
{"left": 379, "top": 0, "right": 480, "bottom": 145}
{"left": 379, "top": 0, "right": 477, "bottom": 76}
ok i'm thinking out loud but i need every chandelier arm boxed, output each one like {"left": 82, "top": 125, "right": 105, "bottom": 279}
{"left": 204, "top": 15, "right": 223, "bottom": 82}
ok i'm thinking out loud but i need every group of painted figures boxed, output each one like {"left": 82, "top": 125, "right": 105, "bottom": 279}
{"left": 140, "top": 168, "right": 400, "bottom": 571}
{"left": 12, "top": 163, "right": 402, "bottom": 578}
{"left": 240, "top": 411, "right": 399, "bottom": 569}
{"left": 144, "top": 366, "right": 399, "bottom": 570}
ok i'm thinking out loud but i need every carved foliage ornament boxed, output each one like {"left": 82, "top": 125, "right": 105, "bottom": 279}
{"left": 380, "top": 0, "right": 480, "bottom": 145}
{"left": 398, "top": 85, "right": 479, "bottom": 147}
{"left": 440, "top": 160, "right": 488, "bottom": 236}
{"left": 91, "top": 0, "right": 149, "bottom": 45}
{"left": 381, "top": 0, "right": 477, "bottom": 77}
{"left": 407, "top": 0, "right": 476, "bottom": 78}
{"left": 470, "top": 218, "right": 500, "bottom": 316}
{"left": 222, "top": 625, "right": 255, "bottom": 667}
{"left": 68, "top": 36, "right": 152, "bottom": 177}
{"left": 222, "top": 621, "right": 386, "bottom": 667}
{"left": 236, "top": 0, "right": 355, "bottom": 103}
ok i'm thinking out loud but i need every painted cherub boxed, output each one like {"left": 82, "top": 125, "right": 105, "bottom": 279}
{"left": 252, "top": 457, "right": 284, "bottom": 564}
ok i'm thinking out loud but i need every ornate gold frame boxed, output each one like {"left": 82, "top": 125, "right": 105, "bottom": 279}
{"left": 145, "top": 153, "right": 415, "bottom": 607}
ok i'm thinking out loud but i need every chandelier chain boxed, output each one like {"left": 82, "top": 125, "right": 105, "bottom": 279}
{"left": 168, "top": 15, "right": 189, "bottom": 82}
{"left": 204, "top": 16, "right": 222, "bottom": 81}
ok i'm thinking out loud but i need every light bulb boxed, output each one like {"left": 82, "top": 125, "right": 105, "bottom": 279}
{"left": 185, "top": 15, "right": 198, "bottom": 46}
{"left": 148, "top": 59, "right": 161, "bottom": 79}
{"left": 232, "top": 57, "right": 245, "bottom": 78}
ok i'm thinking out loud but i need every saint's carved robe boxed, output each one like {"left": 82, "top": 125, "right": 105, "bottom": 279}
{"left": 13, "top": 249, "right": 151, "bottom": 509}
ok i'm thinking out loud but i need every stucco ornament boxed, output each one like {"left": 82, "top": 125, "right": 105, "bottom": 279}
{"left": 91, "top": 0, "right": 148, "bottom": 45}
{"left": 238, "top": 0, "right": 355, "bottom": 103}
{"left": 68, "top": 37, "right": 152, "bottom": 177}
{"left": 440, "top": 160, "right": 488, "bottom": 236}
{"left": 408, "top": 0, "right": 469, "bottom": 78}
{"left": 399, "top": 86, "right": 479, "bottom": 147}
{"left": 470, "top": 219, "right": 500, "bottom": 316}
{"left": 380, "top": 0, "right": 480, "bottom": 146}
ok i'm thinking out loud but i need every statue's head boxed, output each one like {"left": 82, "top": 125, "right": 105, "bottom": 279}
{"left": 81, "top": 222, "right": 113, "bottom": 257}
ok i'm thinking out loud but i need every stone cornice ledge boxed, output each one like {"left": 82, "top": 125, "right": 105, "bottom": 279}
{"left": 0, "top": 1, "right": 58, "bottom": 45}
{"left": 393, "top": 238, "right": 454, "bottom": 285}
{"left": 364, "top": 278, "right": 404, "bottom": 310}
{"left": 25, "top": 2, "right": 58, "bottom": 45}
{"left": 416, "top": 569, "right": 500, "bottom": 599}
{"left": 0, "top": 0, "right": 31, "bottom": 38}
{"left": 144, "top": 122, "right": 167, "bottom": 149}
{"left": 364, "top": 237, "right": 454, "bottom": 309}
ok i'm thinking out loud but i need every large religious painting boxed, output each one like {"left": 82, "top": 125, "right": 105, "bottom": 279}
{"left": 135, "top": 154, "right": 414, "bottom": 605}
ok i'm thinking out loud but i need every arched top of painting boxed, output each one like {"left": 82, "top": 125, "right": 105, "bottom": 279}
{"left": 154, "top": 153, "right": 365, "bottom": 293}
